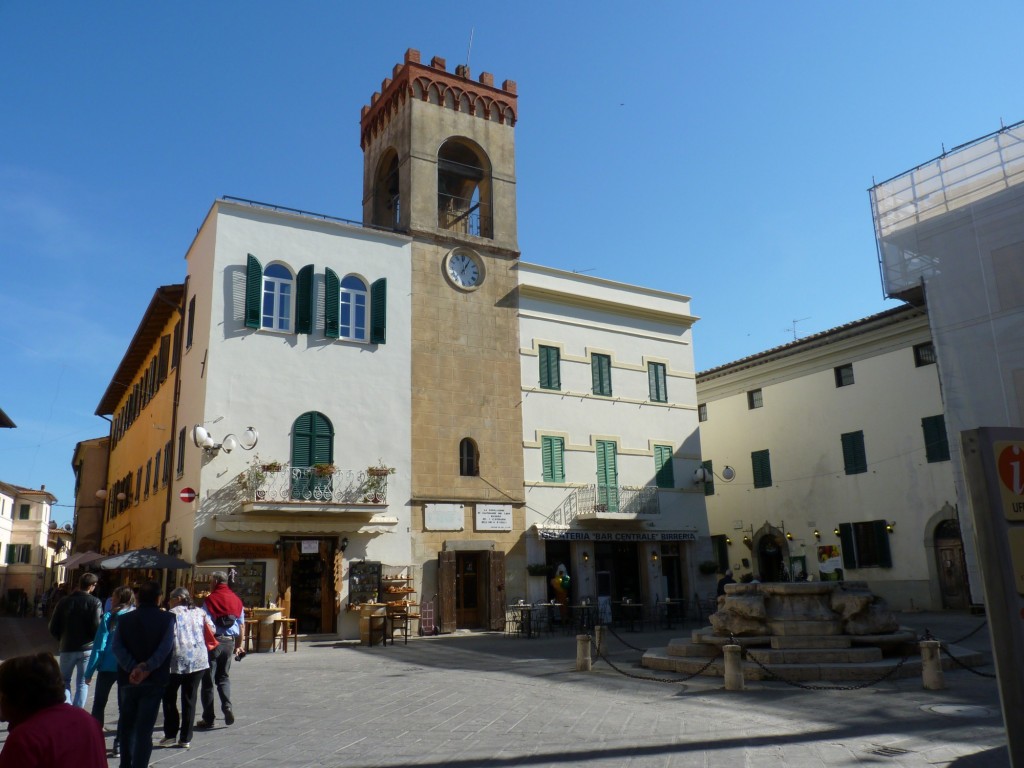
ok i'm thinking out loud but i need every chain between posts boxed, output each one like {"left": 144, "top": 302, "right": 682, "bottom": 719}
{"left": 921, "top": 628, "right": 996, "bottom": 679}
{"left": 590, "top": 627, "right": 722, "bottom": 684}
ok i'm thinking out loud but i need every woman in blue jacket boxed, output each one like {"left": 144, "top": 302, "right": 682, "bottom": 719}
{"left": 84, "top": 585, "right": 135, "bottom": 757}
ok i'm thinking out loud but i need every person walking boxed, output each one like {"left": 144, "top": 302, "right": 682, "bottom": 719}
{"left": 196, "top": 571, "right": 245, "bottom": 729}
{"left": 111, "top": 580, "right": 176, "bottom": 768}
{"left": 48, "top": 572, "right": 102, "bottom": 708}
{"left": 83, "top": 585, "right": 136, "bottom": 758}
{"left": 159, "top": 588, "right": 214, "bottom": 750}
{"left": 0, "top": 652, "right": 108, "bottom": 768}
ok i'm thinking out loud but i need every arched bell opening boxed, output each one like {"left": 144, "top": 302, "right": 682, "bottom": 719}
{"left": 437, "top": 138, "right": 492, "bottom": 238}
{"left": 372, "top": 149, "right": 401, "bottom": 229}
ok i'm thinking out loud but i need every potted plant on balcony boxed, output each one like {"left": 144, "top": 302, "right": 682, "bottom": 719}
{"left": 313, "top": 463, "right": 336, "bottom": 478}
{"left": 362, "top": 460, "right": 394, "bottom": 502}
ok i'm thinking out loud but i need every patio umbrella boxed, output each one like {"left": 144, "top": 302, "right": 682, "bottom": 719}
{"left": 97, "top": 548, "right": 193, "bottom": 571}
{"left": 58, "top": 551, "right": 107, "bottom": 570}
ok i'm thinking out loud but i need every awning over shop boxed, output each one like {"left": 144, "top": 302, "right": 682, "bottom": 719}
{"left": 57, "top": 551, "right": 107, "bottom": 569}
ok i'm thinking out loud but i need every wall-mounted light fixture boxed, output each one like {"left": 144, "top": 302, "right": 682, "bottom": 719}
{"left": 885, "top": 521, "right": 895, "bottom": 533}
{"left": 785, "top": 532, "right": 793, "bottom": 541}
{"left": 725, "top": 536, "right": 732, "bottom": 545}
{"left": 582, "top": 551, "right": 590, "bottom": 563}
{"left": 95, "top": 489, "right": 107, "bottom": 500}
{"left": 833, "top": 526, "right": 840, "bottom": 536}
{"left": 693, "top": 465, "right": 736, "bottom": 485}
{"left": 167, "top": 539, "right": 182, "bottom": 557}
{"left": 340, "top": 536, "right": 349, "bottom": 553}
{"left": 651, "top": 551, "right": 659, "bottom": 563}
{"left": 193, "top": 425, "right": 259, "bottom": 457}
{"left": 742, "top": 535, "right": 751, "bottom": 545}
{"left": 116, "top": 492, "right": 127, "bottom": 502}
{"left": 813, "top": 529, "right": 821, "bottom": 540}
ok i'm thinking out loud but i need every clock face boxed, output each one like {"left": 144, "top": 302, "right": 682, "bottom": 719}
{"left": 445, "top": 252, "right": 482, "bottom": 289}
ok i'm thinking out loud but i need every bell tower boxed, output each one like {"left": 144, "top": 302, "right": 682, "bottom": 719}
{"left": 360, "top": 49, "right": 525, "bottom": 594}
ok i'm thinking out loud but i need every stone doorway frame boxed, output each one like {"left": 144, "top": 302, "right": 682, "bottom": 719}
{"left": 751, "top": 522, "right": 790, "bottom": 581}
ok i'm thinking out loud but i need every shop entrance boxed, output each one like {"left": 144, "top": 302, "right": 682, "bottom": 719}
{"left": 595, "top": 542, "right": 641, "bottom": 600}
{"left": 934, "top": 519, "right": 969, "bottom": 610}
{"left": 278, "top": 538, "right": 337, "bottom": 634}
{"left": 660, "top": 543, "right": 685, "bottom": 600}
{"left": 436, "top": 549, "right": 506, "bottom": 633}
{"left": 756, "top": 534, "right": 787, "bottom": 582}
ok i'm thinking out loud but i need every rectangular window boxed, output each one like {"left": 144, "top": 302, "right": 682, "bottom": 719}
{"left": 135, "top": 468, "right": 143, "bottom": 503}
{"left": 838, "top": 520, "right": 892, "bottom": 568}
{"left": 595, "top": 440, "right": 619, "bottom": 512}
{"left": 538, "top": 346, "right": 561, "bottom": 390}
{"left": 592, "top": 354, "right": 612, "bottom": 396}
{"left": 747, "top": 389, "right": 763, "bottom": 409}
{"left": 654, "top": 444, "right": 675, "bottom": 488}
{"left": 914, "top": 342, "right": 936, "bottom": 367}
{"left": 541, "top": 436, "right": 565, "bottom": 483}
{"left": 701, "top": 459, "right": 715, "bottom": 496}
{"left": 144, "top": 460, "right": 152, "bottom": 499}
{"left": 698, "top": 403, "right": 708, "bottom": 422}
{"left": 922, "top": 415, "right": 950, "bottom": 463}
{"left": 158, "top": 335, "right": 170, "bottom": 383}
{"left": 648, "top": 362, "right": 668, "bottom": 402}
{"left": 153, "top": 451, "right": 161, "bottom": 491}
{"left": 176, "top": 428, "right": 186, "bottom": 476}
{"left": 171, "top": 321, "right": 182, "bottom": 369}
{"left": 751, "top": 449, "right": 772, "bottom": 488}
{"left": 18, "top": 504, "right": 30, "bottom": 520}
{"left": 163, "top": 440, "right": 173, "bottom": 484}
{"left": 834, "top": 364, "right": 854, "bottom": 387}
{"left": 186, "top": 296, "right": 196, "bottom": 349}
{"left": 6, "top": 543, "right": 31, "bottom": 564}
{"left": 841, "top": 431, "right": 868, "bottom": 475}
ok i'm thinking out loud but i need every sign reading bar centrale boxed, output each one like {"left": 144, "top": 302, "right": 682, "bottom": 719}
{"left": 476, "top": 504, "right": 512, "bottom": 531}
{"left": 537, "top": 529, "right": 697, "bottom": 542}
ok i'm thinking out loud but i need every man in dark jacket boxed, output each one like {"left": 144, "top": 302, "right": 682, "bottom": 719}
{"left": 48, "top": 572, "right": 102, "bottom": 708}
{"left": 112, "top": 580, "right": 175, "bottom": 768}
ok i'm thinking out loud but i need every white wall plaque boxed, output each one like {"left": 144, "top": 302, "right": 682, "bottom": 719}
{"left": 476, "top": 504, "right": 513, "bottom": 531}
{"left": 425, "top": 503, "right": 465, "bottom": 531}
{"left": 301, "top": 540, "right": 319, "bottom": 554}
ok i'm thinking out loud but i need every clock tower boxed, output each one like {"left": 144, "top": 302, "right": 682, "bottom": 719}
{"left": 360, "top": 49, "right": 524, "bottom": 630}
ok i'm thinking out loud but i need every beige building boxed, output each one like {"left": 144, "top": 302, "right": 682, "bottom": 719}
{"left": 70, "top": 436, "right": 110, "bottom": 554}
{"left": 0, "top": 481, "right": 57, "bottom": 610}
{"left": 696, "top": 305, "right": 966, "bottom": 610}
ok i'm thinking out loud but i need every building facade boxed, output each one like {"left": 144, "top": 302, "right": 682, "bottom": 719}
{"left": 696, "top": 305, "right": 965, "bottom": 610}
{"left": 0, "top": 481, "right": 57, "bottom": 611}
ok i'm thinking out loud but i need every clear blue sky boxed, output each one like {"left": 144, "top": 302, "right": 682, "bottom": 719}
{"left": 3, "top": 2, "right": 1022, "bottom": 524}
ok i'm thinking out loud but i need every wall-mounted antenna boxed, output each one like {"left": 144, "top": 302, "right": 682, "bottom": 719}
{"left": 466, "top": 27, "right": 474, "bottom": 72}
{"left": 785, "top": 317, "right": 810, "bottom": 341}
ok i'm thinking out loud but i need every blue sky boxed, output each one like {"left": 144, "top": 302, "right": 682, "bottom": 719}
{"left": 3, "top": 2, "right": 1022, "bottom": 524}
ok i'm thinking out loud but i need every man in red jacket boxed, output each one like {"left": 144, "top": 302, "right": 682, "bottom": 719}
{"left": 196, "top": 571, "right": 245, "bottom": 729}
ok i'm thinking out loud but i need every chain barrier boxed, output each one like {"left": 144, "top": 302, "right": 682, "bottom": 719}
{"left": 740, "top": 644, "right": 915, "bottom": 691}
{"left": 938, "top": 643, "right": 997, "bottom": 678}
{"left": 946, "top": 619, "right": 988, "bottom": 646}
{"left": 589, "top": 631, "right": 723, "bottom": 684}
{"left": 603, "top": 623, "right": 650, "bottom": 653}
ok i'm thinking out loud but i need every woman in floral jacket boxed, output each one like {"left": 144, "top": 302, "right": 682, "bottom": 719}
{"left": 159, "top": 588, "right": 215, "bottom": 749}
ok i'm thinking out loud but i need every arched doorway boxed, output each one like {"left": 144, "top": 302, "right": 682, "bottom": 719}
{"left": 934, "top": 519, "right": 969, "bottom": 610}
{"left": 752, "top": 523, "right": 789, "bottom": 582}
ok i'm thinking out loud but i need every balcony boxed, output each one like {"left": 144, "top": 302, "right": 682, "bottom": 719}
{"left": 546, "top": 485, "right": 661, "bottom": 525}
{"left": 437, "top": 193, "right": 492, "bottom": 239}
{"left": 238, "top": 465, "right": 391, "bottom": 519}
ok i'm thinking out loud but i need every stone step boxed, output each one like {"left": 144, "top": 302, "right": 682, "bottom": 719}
{"left": 748, "top": 646, "right": 883, "bottom": 664}
{"left": 766, "top": 619, "right": 842, "bottom": 636}
{"left": 771, "top": 635, "right": 851, "bottom": 650}
{"left": 666, "top": 639, "right": 720, "bottom": 658}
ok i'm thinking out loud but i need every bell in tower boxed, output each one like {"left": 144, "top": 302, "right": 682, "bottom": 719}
{"left": 360, "top": 49, "right": 518, "bottom": 253}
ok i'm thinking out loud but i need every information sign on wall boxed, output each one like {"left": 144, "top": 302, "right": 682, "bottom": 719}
{"left": 476, "top": 504, "right": 512, "bottom": 531}
{"left": 425, "top": 503, "right": 465, "bottom": 531}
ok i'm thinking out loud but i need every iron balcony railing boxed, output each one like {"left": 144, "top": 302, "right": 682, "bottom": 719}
{"left": 437, "top": 193, "right": 492, "bottom": 238}
{"left": 245, "top": 466, "right": 389, "bottom": 505}
{"left": 544, "top": 485, "right": 660, "bottom": 526}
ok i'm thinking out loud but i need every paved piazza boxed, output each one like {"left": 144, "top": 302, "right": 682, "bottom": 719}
{"left": 0, "top": 613, "right": 1008, "bottom": 767}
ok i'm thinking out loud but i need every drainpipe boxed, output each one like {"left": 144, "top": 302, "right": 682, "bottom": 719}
{"left": 159, "top": 278, "right": 189, "bottom": 579}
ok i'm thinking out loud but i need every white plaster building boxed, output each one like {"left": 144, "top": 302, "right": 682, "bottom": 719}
{"left": 0, "top": 481, "right": 57, "bottom": 611}
{"left": 517, "top": 263, "right": 712, "bottom": 613}
{"left": 696, "top": 305, "right": 964, "bottom": 610}
{"left": 172, "top": 198, "right": 413, "bottom": 637}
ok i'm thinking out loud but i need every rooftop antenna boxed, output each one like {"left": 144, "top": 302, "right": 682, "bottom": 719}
{"left": 466, "top": 27, "right": 474, "bottom": 71}
{"left": 572, "top": 267, "right": 595, "bottom": 274}
{"left": 785, "top": 317, "right": 810, "bottom": 341}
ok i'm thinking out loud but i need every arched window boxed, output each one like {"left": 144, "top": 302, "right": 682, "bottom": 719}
{"left": 459, "top": 437, "right": 479, "bottom": 477}
{"left": 291, "top": 411, "right": 334, "bottom": 500}
{"left": 437, "top": 139, "right": 492, "bottom": 239}
{"left": 340, "top": 275, "right": 368, "bottom": 341}
{"left": 372, "top": 150, "right": 400, "bottom": 229}
{"left": 262, "top": 263, "right": 294, "bottom": 331}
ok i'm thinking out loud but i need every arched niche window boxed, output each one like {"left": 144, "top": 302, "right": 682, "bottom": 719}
{"left": 437, "top": 139, "right": 493, "bottom": 239}
{"left": 340, "top": 275, "right": 368, "bottom": 341}
{"left": 244, "top": 254, "right": 313, "bottom": 334}
{"left": 291, "top": 411, "right": 334, "bottom": 500}
{"left": 372, "top": 149, "right": 400, "bottom": 229}
{"left": 325, "top": 269, "right": 387, "bottom": 344}
{"left": 459, "top": 437, "right": 479, "bottom": 477}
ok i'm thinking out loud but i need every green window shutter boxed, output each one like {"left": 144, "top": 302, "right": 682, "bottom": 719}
{"left": 541, "top": 436, "right": 565, "bottom": 482}
{"left": 838, "top": 523, "right": 856, "bottom": 569}
{"left": 701, "top": 459, "right": 715, "bottom": 496}
{"left": 595, "top": 440, "right": 619, "bottom": 512}
{"left": 654, "top": 445, "right": 674, "bottom": 488}
{"left": 592, "top": 354, "right": 612, "bottom": 396}
{"left": 324, "top": 268, "right": 340, "bottom": 338}
{"left": 296, "top": 265, "right": 314, "bottom": 334}
{"left": 752, "top": 449, "right": 772, "bottom": 488}
{"left": 873, "top": 520, "right": 893, "bottom": 568}
{"left": 922, "top": 415, "right": 950, "bottom": 463}
{"left": 245, "top": 254, "right": 262, "bottom": 329}
{"left": 648, "top": 363, "right": 667, "bottom": 402}
{"left": 292, "top": 411, "right": 334, "bottom": 500}
{"left": 539, "top": 346, "right": 561, "bottom": 390}
{"left": 157, "top": 335, "right": 170, "bottom": 382}
{"left": 841, "top": 431, "right": 868, "bottom": 474}
{"left": 370, "top": 278, "right": 387, "bottom": 344}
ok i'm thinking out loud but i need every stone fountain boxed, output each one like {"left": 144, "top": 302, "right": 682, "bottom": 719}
{"left": 642, "top": 581, "right": 977, "bottom": 682}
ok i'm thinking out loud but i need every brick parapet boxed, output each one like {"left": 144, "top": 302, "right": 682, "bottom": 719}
{"left": 360, "top": 48, "right": 518, "bottom": 149}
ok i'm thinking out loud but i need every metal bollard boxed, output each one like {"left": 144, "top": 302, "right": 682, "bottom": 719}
{"left": 576, "top": 634, "right": 592, "bottom": 672}
{"left": 594, "top": 625, "right": 605, "bottom": 657}
{"left": 920, "top": 640, "right": 945, "bottom": 690}
{"left": 723, "top": 644, "right": 744, "bottom": 691}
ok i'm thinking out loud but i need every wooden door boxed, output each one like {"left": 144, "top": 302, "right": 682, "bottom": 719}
{"left": 455, "top": 553, "right": 481, "bottom": 628}
{"left": 437, "top": 551, "right": 456, "bottom": 634}
{"left": 487, "top": 550, "right": 506, "bottom": 631}
{"left": 937, "top": 541, "right": 968, "bottom": 609}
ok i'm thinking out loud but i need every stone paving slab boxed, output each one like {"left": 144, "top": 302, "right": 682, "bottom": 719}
{"left": 0, "top": 612, "right": 1009, "bottom": 767}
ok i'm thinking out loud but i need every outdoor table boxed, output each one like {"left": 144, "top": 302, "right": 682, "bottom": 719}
{"left": 613, "top": 601, "right": 643, "bottom": 632}
{"left": 571, "top": 604, "right": 596, "bottom": 633}
{"left": 509, "top": 604, "right": 535, "bottom": 638}
{"left": 657, "top": 599, "right": 686, "bottom": 629}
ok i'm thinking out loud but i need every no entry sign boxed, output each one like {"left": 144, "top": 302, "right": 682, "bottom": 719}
{"left": 179, "top": 487, "right": 197, "bottom": 503}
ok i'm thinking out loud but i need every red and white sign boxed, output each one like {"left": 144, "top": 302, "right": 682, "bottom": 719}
{"left": 179, "top": 487, "right": 197, "bottom": 503}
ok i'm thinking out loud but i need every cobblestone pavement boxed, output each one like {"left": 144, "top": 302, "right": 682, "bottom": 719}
{"left": 0, "top": 611, "right": 1008, "bottom": 767}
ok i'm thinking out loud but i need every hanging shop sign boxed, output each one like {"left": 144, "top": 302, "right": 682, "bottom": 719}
{"left": 476, "top": 504, "right": 512, "bottom": 531}
{"left": 536, "top": 529, "right": 696, "bottom": 542}
{"left": 425, "top": 503, "right": 465, "bottom": 531}
{"left": 196, "top": 537, "right": 276, "bottom": 562}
